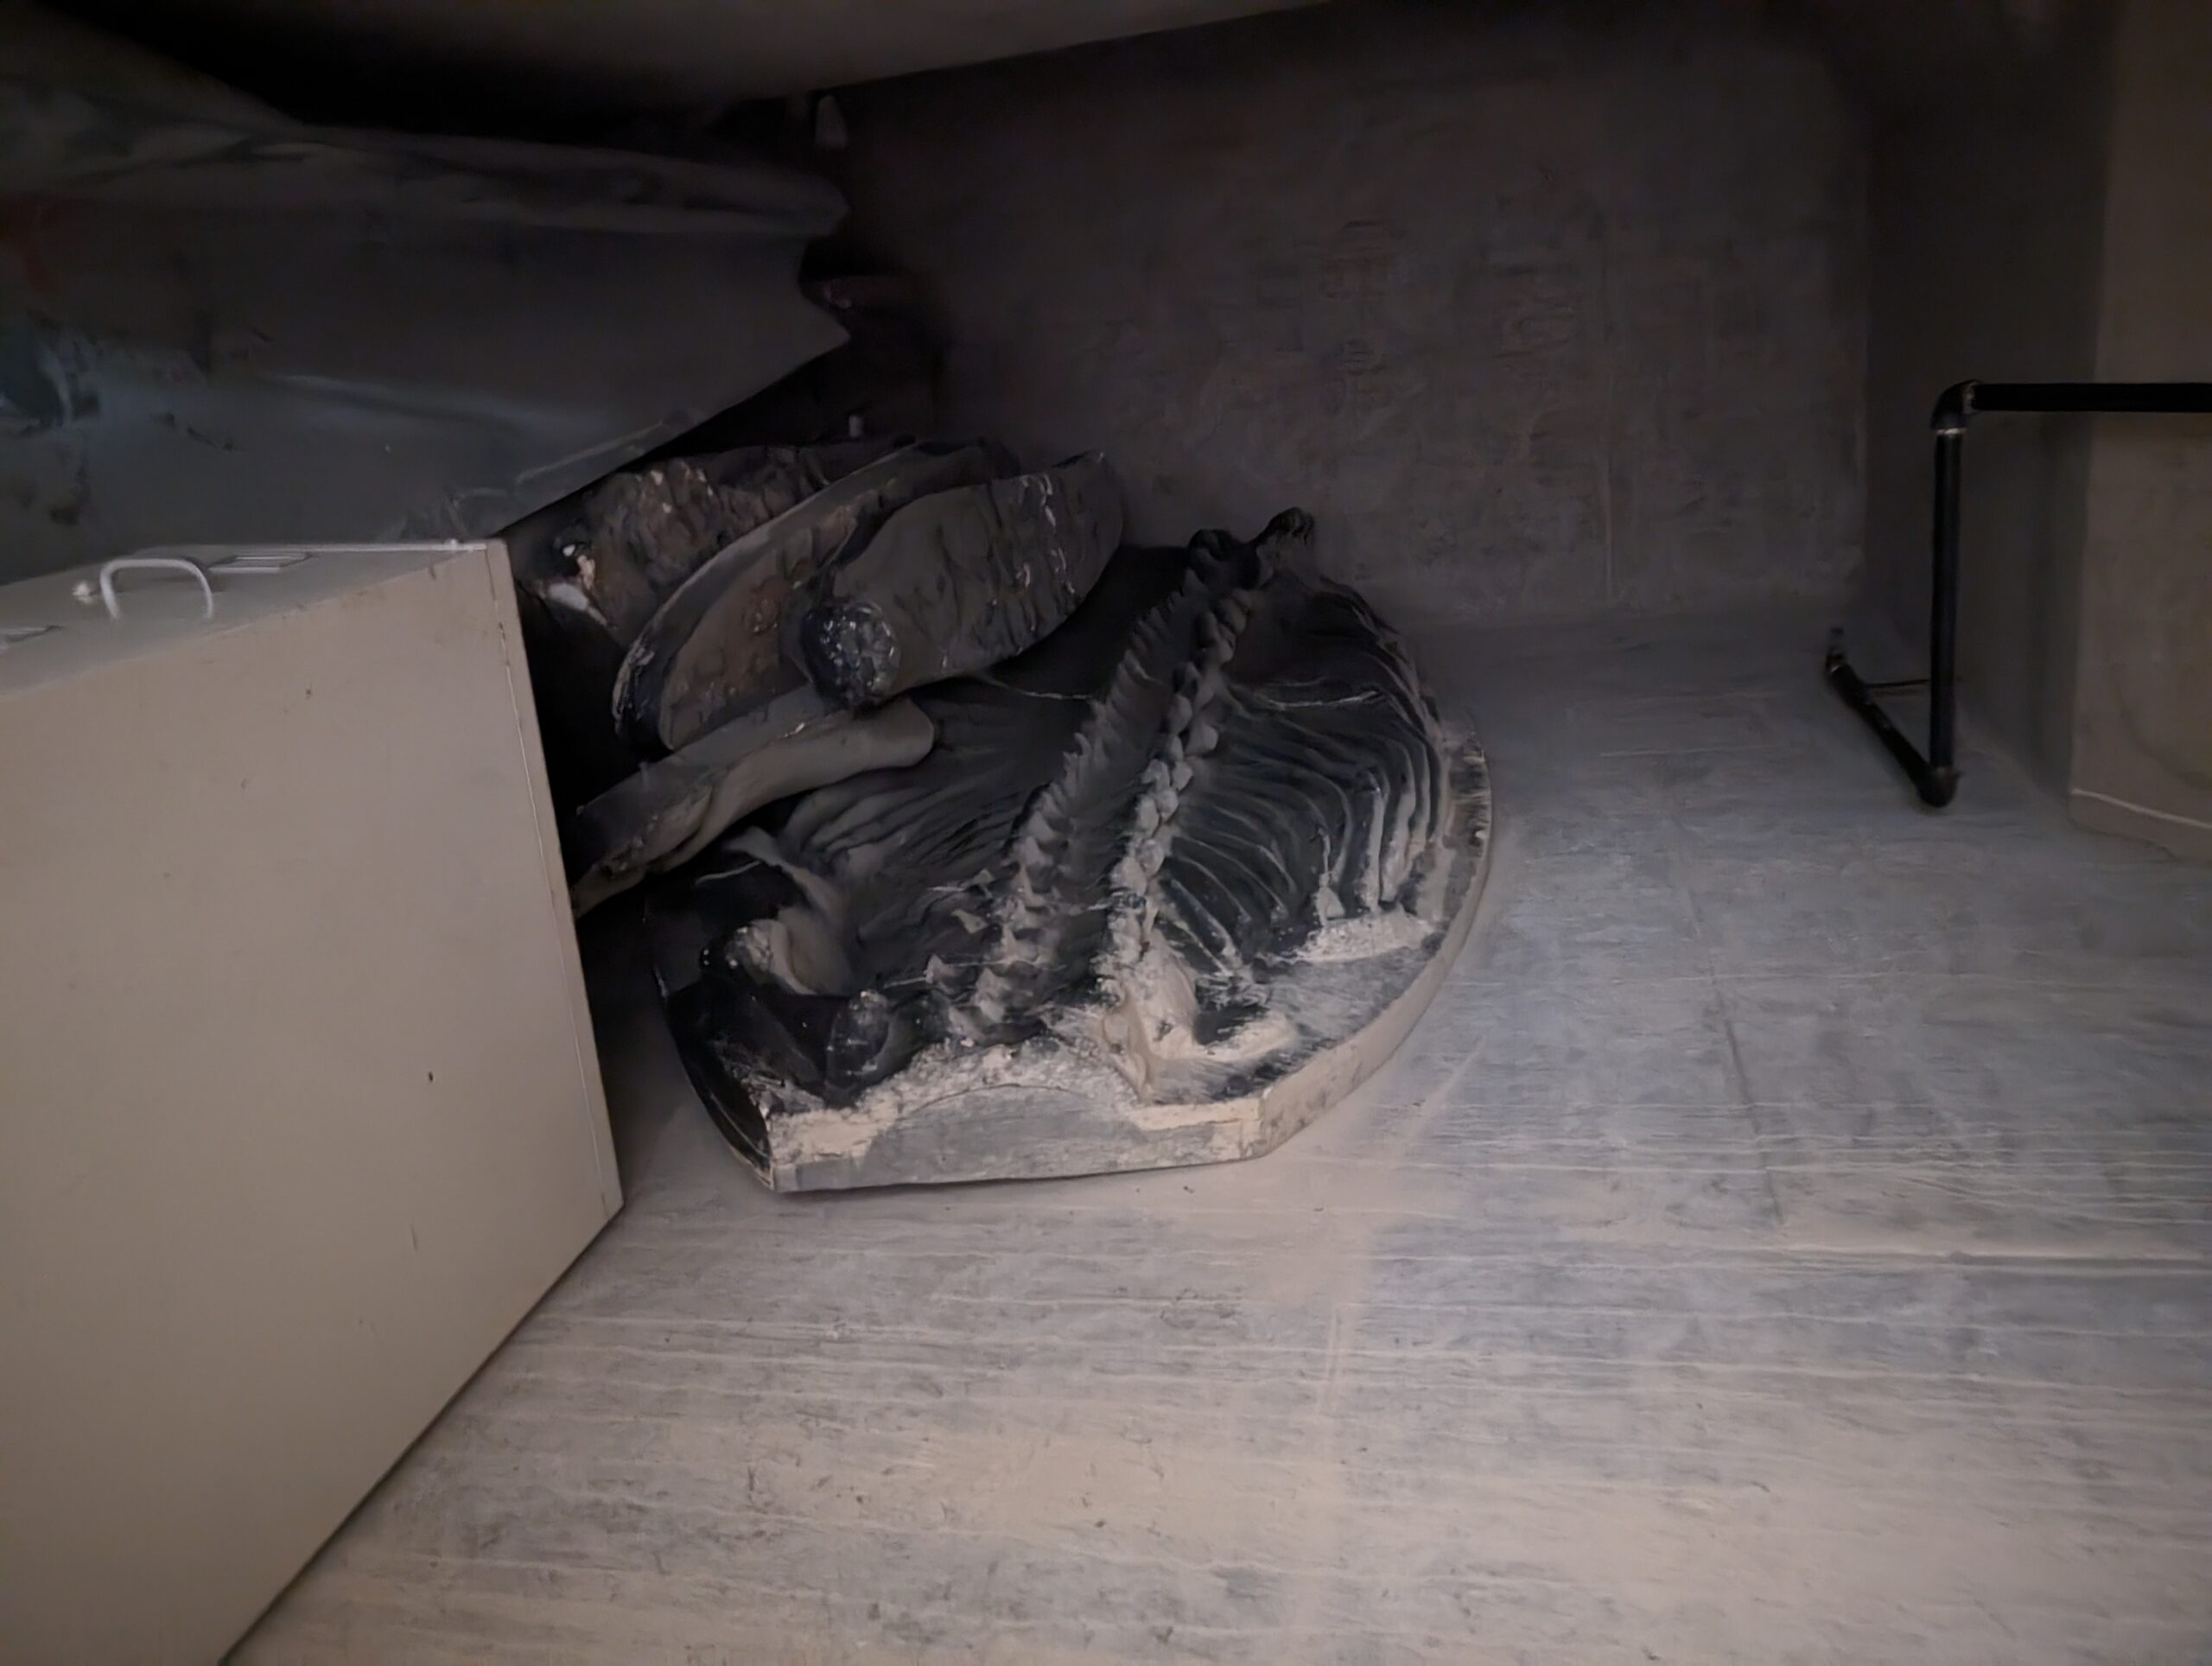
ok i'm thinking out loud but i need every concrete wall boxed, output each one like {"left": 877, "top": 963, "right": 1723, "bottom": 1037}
{"left": 2066, "top": 0, "right": 2212, "bottom": 857}
{"left": 1860, "top": 6, "right": 2113, "bottom": 788}
{"left": 840, "top": 3, "right": 1866, "bottom": 625}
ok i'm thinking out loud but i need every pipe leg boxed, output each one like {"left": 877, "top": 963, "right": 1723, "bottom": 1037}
{"left": 1923, "top": 427, "right": 1962, "bottom": 804}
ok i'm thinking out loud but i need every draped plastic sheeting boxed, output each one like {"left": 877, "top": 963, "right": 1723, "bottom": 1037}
{"left": 0, "top": 7, "right": 847, "bottom": 581}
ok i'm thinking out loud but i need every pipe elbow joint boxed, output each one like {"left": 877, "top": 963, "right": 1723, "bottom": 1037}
{"left": 1931, "top": 381, "right": 1977, "bottom": 435}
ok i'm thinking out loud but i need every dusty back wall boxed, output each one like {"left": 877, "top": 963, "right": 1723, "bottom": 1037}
{"left": 1861, "top": 0, "right": 2211, "bottom": 853}
{"left": 2068, "top": 0, "right": 2212, "bottom": 855}
{"left": 1861, "top": 12, "right": 2111, "bottom": 792}
{"left": 840, "top": 2, "right": 1866, "bottom": 624}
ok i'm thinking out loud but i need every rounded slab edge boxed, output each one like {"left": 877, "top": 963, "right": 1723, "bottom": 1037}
{"left": 754, "top": 736, "right": 1494, "bottom": 1192}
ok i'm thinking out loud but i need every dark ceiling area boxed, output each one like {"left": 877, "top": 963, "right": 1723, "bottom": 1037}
{"left": 41, "top": 0, "right": 2093, "bottom": 138}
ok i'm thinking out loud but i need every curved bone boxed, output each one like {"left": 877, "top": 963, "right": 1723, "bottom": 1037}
{"left": 569, "top": 692, "right": 935, "bottom": 916}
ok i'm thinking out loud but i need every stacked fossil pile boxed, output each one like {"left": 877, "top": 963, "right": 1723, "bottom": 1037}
{"left": 512, "top": 439, "right": 1489, "bottom": 1191}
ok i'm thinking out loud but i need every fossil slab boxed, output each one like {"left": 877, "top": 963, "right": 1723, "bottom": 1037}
{"left": 523, "top": 439, "right": 899, "bottom": 649}
{"left": 797, "top": 452, "right": 1123, "bottom": 706}
{"left": 566, "top": 446, "right": 1124, "bottom": 913}
{"left": 507, "top": 438, "right": 897, "bottom": 804}
{"left": 611, "top": 439, "right": 1015, "bottom": 754}
{"left": 651, "top": 510, "right": 1491, "bottom": 1189}
{"left": 566, "top": 691, "right": 936, "bottom": 917}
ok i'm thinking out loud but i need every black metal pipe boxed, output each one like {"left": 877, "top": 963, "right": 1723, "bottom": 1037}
{"left": 1966, "top": 381, "right": 2212, "bottom": 416}
{"left": 1827, "top": 379, "right": 2212, "bottom": 811}
{"left": 1825, "top": 634, "right": 1953, "bottom": 805}
{"left": 1923, "top": 427, "right": 1962, "bottom": 803}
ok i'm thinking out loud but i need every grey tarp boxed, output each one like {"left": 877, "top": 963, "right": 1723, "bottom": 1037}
{"left": 0, "top": 5, "right": 846, "bottom": 582}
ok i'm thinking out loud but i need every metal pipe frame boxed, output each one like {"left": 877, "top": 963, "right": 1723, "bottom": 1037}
{"left": 1826, "top": 379, "right": 2212, "bottom": 808}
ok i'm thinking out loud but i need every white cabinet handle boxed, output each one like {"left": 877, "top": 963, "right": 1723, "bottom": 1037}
{"left": 76, "top": 558, "right": 217, "bottom": 620}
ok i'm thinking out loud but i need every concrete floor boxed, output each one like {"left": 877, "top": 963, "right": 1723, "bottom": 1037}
{"left": 243, "top": 614, "right": 2212, "bottom": 1663}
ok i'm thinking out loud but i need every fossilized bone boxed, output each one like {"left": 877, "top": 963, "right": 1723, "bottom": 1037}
{"left": 651, "top": 508, "right": 1489, "bottom": 1187}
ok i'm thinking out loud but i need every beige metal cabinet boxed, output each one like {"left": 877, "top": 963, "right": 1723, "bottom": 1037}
{"left": 0, "top": 543, "right": 620, "bottom": 1664}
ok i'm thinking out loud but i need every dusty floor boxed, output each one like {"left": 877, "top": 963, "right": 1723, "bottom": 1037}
{"left": 243, "top": 614, "right": 2212, "bottom": 1663}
